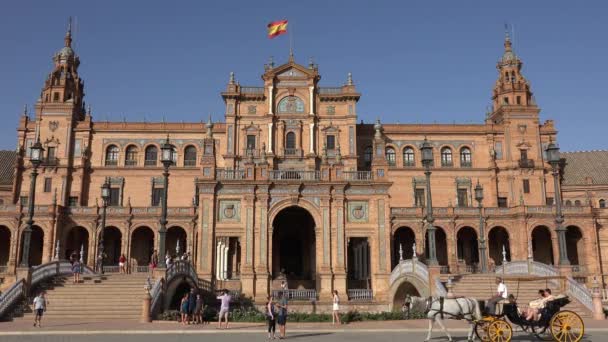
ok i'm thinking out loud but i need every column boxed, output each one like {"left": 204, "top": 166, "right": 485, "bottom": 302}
{"left": 255, "top": 192, "right": 270, "bottom": 301}
{"left": 241, "top": 195, "right": 256, "bottom": 298}
{"left": 309, "top": 123, "right": 315, "bottom": 154}
{"left": 277, "top": 122, "right": 284, "bottom": 155}
{"left": 309, "top": 86, "right": 314, "bottom": 115}
{"left": 198, "top": 195, "right": 215, "bottom": 279}
{"left": 333, "top": 193, "right": 347, "bottom": 295}
{"left": 318, "top": 198, "right": 333, "bottom": 300}
{"left": 223, "top": 239, "right": 229, "bottom": 279}
{"left": 268, "top": 123, "right": 273, "bottom": 153}
{"left": 216, "top": 239, "right": 221, "bottom": 280}
{"left": 268, "top": 86, "right": 274, "bottom": 115}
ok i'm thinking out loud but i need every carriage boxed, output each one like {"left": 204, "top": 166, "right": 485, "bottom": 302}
{"left": 474, "top": 295, "right": 585, "bottom": 342}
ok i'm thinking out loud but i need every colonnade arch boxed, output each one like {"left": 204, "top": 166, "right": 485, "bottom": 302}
{"left": 488, "top": 226, "right": 510, "bottom": 266}
{"left": 566, "top": 225, "right": 584, "bottom": 266}
{"left": 0, "top": 225, "right": 10, "bottom": 266}
{"left": 166, "top": 226, "right": 187, "bottom": 257}
{"left": 425, "top": 227, "right": 448, "bottom": 266}
{"left": 392, "top": 226, "right": 416, "bottom": 269}
{"left": 131, "top": 226, "right": 155, "bottom": 267}
{"left": 532, "top": 226, "right": 554, "bottom": 265}
{"left": 65, "top": 226, "right": 89, "bottom": 263}
{"left": 19, "top": 226, "right": 44, "bottom": 266}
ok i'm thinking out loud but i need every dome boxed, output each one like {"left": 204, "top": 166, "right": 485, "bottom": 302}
{"left": 57, "top": 46, "right": 74, "bottom": 58}
{"left": 501, "top": 51, "right": 517, "bottom": 64}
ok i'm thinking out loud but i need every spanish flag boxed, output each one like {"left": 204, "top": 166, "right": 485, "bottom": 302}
{"left": 267, "top": 20, "right": 288, "bottom": 39}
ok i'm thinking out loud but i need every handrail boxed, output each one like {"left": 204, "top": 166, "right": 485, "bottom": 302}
{"left": 435, "top": 277, "right": 447, "bottom": 297}
{"left": 0, "top": 279, "right": 26, "bottom": 319}
{"left": 150, "top": 278, "right": 164, "bottom": 314}
{"left": 166, "top": 260, "right": 198, "bottom": 286}
{"left": 389, "top": 258, "right": 429, "bottom": 286}
{"left": 566, "top": 277, "right": 593, "bottom": 311}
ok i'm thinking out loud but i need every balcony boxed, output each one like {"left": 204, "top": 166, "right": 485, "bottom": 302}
{"left": 240, "top": 86, "right": 265, "bottom": 95}
{"left": 41, "top": 157, "right": 59, "bottom": 166}
{"left": 269, "top": 170, "right": 319, "bottom": 181}
{"left": 125, "top": 159, "right": 138, "bottom": 167}
{"left": 283, "top": 148, "right": 302, "bottom": 157}
{"left": 519, "top": 159, "right": 535, "bottom": 168}
{"left": 347, "top": 289, "right": 373, "bottom": 302}
{"left": 318, "top": 87, "right": 343, "bottom": 95}
{"left": 144, "top": 159, "right": 157, "bottom": 167}
{"left": 342, "top": 171, "right": 373, "bottom": 181}
{"left": 216, "top": 169, "right": 246, "bottom": 180}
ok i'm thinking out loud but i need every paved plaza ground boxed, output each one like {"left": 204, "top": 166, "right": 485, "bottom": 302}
{"left": 0, "top": 319, "right": 605, "bottom": 341}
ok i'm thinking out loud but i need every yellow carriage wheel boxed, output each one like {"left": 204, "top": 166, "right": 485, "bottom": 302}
{"left": 488, "top": 319, "right": 512, "bottom": 342}
{"left": 474, "top": 320, "right": 491, "bottom": 342}
{"left": 550, "top": 310, "right": 584, "bottom": 342}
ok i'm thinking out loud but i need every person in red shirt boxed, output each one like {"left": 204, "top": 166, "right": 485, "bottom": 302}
{"left": 119, "top": 254, "right": 127, "bottom": 274}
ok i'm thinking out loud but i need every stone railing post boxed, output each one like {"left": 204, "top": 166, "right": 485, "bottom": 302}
{"left": 592, "top": 277, "right": 605, "bottom": 320}
{"left": 142, "top": 283, "right": 152, "bottom": 323}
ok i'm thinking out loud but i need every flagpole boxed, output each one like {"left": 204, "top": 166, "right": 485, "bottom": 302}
{"left": 289, "top": 20, "right": 294, "bottom": 59}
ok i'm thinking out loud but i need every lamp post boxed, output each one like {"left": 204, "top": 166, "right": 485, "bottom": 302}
{"left": 19, "top": 140, "right": 43, "bottom": 267}
{"left": 420, "top": 137, "right": 437, "bottom": 265}
{"left": 546, "top": 142, "right": 569, "bottom": 265}
{"left": 158, "top": 136, "right": 174, "bottom": 268}
{"left": 475, "top": 181, "right": 488, "bottom": 273}
{"left": 98, "top": 178, "right": 111, "bottom": 273}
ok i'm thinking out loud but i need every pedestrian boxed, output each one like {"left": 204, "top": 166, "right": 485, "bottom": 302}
{"left": 332, "top": 290, "right": 341, "bottom": 325}
{"left": 33, "top": 291, "right": 47, "bottom": 327}
{"left": 180, "top": 293, "right": 189, "bottom": 325}
{"left": 194, "top": 293, "right": 204, "bottom": 324}
{"left": 166, "top": 254, "right": 174, "bottom": 268}
{"left": 188, "top": 288, "right": 197, "bottom": 324}
{"left": 217, "top": 289, "right": 231, "bottom": 329}
{"left": 277, "top": 291, "right": 288, "bottom": 339}
{"left": 149, "top": 250, "right": 158, "bottom": 276}
{"left": 72, "top": 259, "right": 81, "bottom": 284}
{"left": 70, "top": 250, "right": 78, "bottom": 265}
{"left": 266, "top": 295, "right": 276, "bottom": 340}
{"left": 119, "top": 254, "right": 127, "bottom": 274}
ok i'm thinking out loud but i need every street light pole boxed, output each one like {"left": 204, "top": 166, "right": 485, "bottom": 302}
{"left": 420, "top": 137, "right": 437, "bottom": 265}
{"left": 546, "top": 142, "right": 569, "bottom": 265}
{"left": 158, "top": 136, "right": 174, "bottom": 268}
{"left": 19, "top": 139, "right": 43, "bottom": 268}
{"left": 475, "top": 181, "right": 487, "bottom": 273}
{"left": 98, "top": 178, "right": 111, "bottom": 273}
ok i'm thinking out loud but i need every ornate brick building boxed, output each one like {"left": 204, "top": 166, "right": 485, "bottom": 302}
{"left": 1, "top": 24, "right": 608, "bottom": 309}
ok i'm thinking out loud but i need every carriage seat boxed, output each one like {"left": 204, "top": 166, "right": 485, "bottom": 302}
{"left": 494, "top": 298, "right": 509, "bottom": 315}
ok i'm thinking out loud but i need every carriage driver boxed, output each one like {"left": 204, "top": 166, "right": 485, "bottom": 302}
{"left": 485, "top": 277, "right": 508, "bottom": 315}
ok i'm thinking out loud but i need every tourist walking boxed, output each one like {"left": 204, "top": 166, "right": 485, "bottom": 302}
{"left": 194, "top": 293, "right": 204, "bottom": 324}
{"left": 72, "top": 259, "right": 81, "bottom": 284}
{"left": 166, "top": 252, "right": 173, "bottom": 269}
{"left": 149, "top": 250, "right": 158, "bottom": 276}
{"left": 332, "top": 290, "right": 341, "bottom": 325}
{"left": 217, "top": 289, "right": 231, "bottom": 329}
{"left": 119, "top": 254, "right": 127, "bottom": 274}
{"left": 33, "top": 291, "right": 47, "bottom": 327}
{"left": 187, "top": 288, "right": 197, "bottom": 324}
{"left": 180, "top": 293, "right": 189, "bottom": 325}
{"left": 266, "top": 295, "right": 276, "bottom": 340}
{"left": 277, "top": 291, "right": 288, "bottom": 339}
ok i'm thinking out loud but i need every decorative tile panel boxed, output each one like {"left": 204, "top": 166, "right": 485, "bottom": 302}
{"left": 347, "top": 201, "right": 369, "bottom": 223}
{"left": 337, "top": 207, "right": 344, "bottom": 266}
{"left": 323, "top": 208, "right": 330, "bottom": 265}
{"left": 201, "top": 200, "right": 209, "bottom": 266}
{"left": 246, "top": 207, "right": 253, "bottom": 264}
{"left": 378, "top": 199, "right": 386, "bottom": 270}
{"left": 218, "top": 200, "right": 241, "bottom": 221}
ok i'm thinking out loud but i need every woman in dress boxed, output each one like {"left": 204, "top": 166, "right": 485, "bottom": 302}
{"left": 266, "top": 295, "right": 276, "bottom": 340}
{"left": 72, "top": 259, "right": 81, "bottom": 284}
{"left": 332, "top": 290, "right": 341, "bottom": 325}
{"left": 118, "top": 254, "right": 127, "bottom": 274}
{"left": 180, "top": 293, "right": 189, "bottom": 325}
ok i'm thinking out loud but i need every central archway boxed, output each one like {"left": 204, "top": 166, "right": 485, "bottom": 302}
{"left": 272, "top": 206, "right": 316, "bottom": 289}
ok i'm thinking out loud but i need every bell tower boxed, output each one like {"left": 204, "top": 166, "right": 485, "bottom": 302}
{"left": 37, "top": 18, "right": 85, "bottom": 120}
{"left": 489, "top": 29, "right": 537, "bottom": 123}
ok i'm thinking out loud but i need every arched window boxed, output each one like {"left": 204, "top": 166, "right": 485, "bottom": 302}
{"left": 125, "top": 146, "right": 138, "bottom": 166}
{"left": 105, "top": 145, "right": 119, "bottom": 166}
{"left": 460, "top": 147, "right": 472, "bottom": 167}
{"left": 144, "top": 146, "right": 158, "bottom": 167}
{"left": 600, "top": 199, "right": 606, "bottom": 208}
{"left": 441, "top": 147, "right": 453, "bottom": 167}
{"left": 385, "top": 147, "right": 396, "bottom": 166}
{"left": 403, "top": 147, "right": 415, "bottom": 167}
{"left": 574, "top": 200, "right": 581, "bottom": 207}
{"left": 286, "top": 132, "right": 296, "bottom": 149}
{"left": 277, "top": 96, "right": 305, "bottom": 114}
{"left": 565, "top": 200, "right": 572, "bottom": 206}
{"left": 184, "top": 146, "right": 197, "bottom": 166}
{"left": 364, "top": 146, "right": 373, "bottom": 167}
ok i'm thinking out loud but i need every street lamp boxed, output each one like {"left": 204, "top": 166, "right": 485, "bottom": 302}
{"left": 546, "top": 142, "right": 569, "bottom": 265}
{"left": 420, "top": 137, "right": 437, "bottom": 265}
{"left": 98, "top": 178, "right": 111, "bottom": 273}
{"left": 19, "top": 139, "right": 43, "bottom": 267}
{"left": 158, "top": 136, "right": 174, "bottom": 268}
{"left": 475, "top": 181, "right": 488, "bottom": 273}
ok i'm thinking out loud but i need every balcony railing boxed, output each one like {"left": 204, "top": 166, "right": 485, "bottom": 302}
{"left": 125, "top": 159, "right": 138, "bottom": 167}
{"left": 240, "top": 86, "right": 265, "bottom": 94}
{"left": 519, "top": 159, "right": 535, "bottom": 168}
{"left": 104, "top": 159, "right": 118, "bottom": 167}
{"left": 342, "top": 171, "right": 373, "bottom": 181}
{"left": 283, "top": 148, "right": 302, "bottom": 157}
{"left": 144, "top": 159, "right": 157, "bottom": 167}
{"left": 318, "top": 87, "right": 343, "bottom": 95}
{"left": 41, "top": 157, "right": 60, "bottom": 166}
{"left": 272, "top": 289, "right": 317, "bottom": 301}
{"left": 216, "top": 169, "right": 246, "bottom": 180}
{"left": 347, "top": 289, "right": 373, "bottom": 301}
{"left": 269, "top": 170, "right": 319, "bottom": 181}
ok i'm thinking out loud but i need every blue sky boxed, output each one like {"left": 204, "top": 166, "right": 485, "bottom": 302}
{"left": 1, "top": 1, "right": 607, "bottom": 151}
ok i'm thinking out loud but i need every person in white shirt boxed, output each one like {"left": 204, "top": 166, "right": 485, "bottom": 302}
{"left": 33, "top": 291, "right": 48, "bottom": 327}
{"left": 485, "top": 277, "right": 508, "bottom": 315}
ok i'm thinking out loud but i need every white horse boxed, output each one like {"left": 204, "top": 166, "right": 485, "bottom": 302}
{"left": 424, "top": 297, "right": 482, "bottom": 342}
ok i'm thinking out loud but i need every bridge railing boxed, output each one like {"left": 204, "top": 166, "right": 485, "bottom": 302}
{"left": 0, "top": 279, "right": 26, "bottom": 319}
{"left": 347, "top": 289, "right": 373, "bottom": 301}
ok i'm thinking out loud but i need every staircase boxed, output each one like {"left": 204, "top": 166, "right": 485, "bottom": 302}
{"left": 14, "top": 273, "right": 149, "bottom": 320}
{"left": 441, "top": 274, "right": 592, "bottom": 318}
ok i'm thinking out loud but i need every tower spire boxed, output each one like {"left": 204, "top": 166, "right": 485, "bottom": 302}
{"left": 65, "top": 16, "right": 73, "bottom": 48}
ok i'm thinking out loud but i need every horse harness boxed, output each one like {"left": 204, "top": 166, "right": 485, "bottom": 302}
{"left": 427, "top": 296, "right": 473, "bottom": 321}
